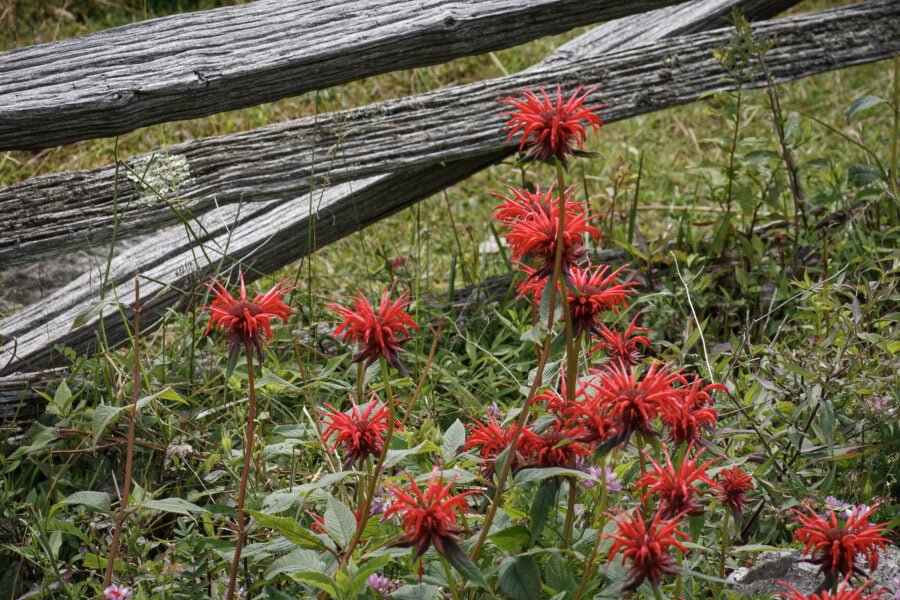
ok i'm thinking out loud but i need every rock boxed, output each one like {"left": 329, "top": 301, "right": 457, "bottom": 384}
{"left": 728, "top": 546, "right": 900, "bottom": 598}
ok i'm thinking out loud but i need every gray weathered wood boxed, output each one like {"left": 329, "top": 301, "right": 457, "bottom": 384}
{"left": 0, "top": 0, "right": 689, "bottom": 150}
{"left": 0, "top": 368, "right": 65, "bottom": 420}
{"left": 0, "top": 0, "right": 808, "bottom": 386}
{"left": 2, "top": 0, "right": 895, "bottom": 267}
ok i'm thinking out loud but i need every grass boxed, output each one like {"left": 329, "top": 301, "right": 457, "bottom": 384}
{"left": 0, "top": 1, "right": 897, "bottom": 599}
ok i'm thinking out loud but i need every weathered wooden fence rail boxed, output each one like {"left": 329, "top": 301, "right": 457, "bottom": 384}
{"left": 0, "top": 0, "right": 895, "bottom": 419}
{"left": 2, "top": 0, "right": 897, "bottom": 266}
{"left": 0, "top": 0, "right": 685, "bottom": 150}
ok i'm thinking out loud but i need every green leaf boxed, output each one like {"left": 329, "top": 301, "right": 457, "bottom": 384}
{"left": 246, "top": 509, "right": 328, "bottom": 551}
{"left": 140, "top": 498, "right": 206, "bottom": 516}
{"left": 530, "top": 478, "right": 558, "bottom": 545}
{"left": 489, "top": 525, "right": 531, "bottom": 552}
{"left": 731, "top": 544, "right": 777, "bottom": 553}
{"left": 846, "top": 95, "right": 885, "bottom": 120}
{"left": 514, "top": 467, "right": 589, "bottom": 485}
{"left": 849, "top": 164, "right": 884, "bottom": 187}
{"left": 324, "top": 495, "right": 357, "bottom": 548}
{"left": 441, "top": 419, "right": 466, "bottom": 462}
{"left": 54, "top": 491, "right": 110, "bottom": 514}
{"left": 91, "top": 387, "right": 178, "bottom": 444}
{"left": 499, "top": 555, "right": 542, "bottom": 600}
{"left": 391, "top": 584, "right": 442, "bottom": 600}
{"left": 439, "top": 538, "right": 487, "bottom": 588}
{"left": 384, "top": 441, "right": 440, "bottom": 468}
{"left": 46, "top": 380, "right": 74, "bottom": 416}
{"left": 290, "top": 571, "right": 337, "bottom": 595}
{"left": 265, "top": 548, "right": 326, "bottom": 579}
{"left": 545, "top": 552, "right": 577, "bottom": 595}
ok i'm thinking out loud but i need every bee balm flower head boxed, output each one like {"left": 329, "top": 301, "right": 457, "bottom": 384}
{"left": 605, "top": 508, "right": 690, "bottom": 591}
{"left": 791, "top": 504, "right": 889, "bottom": 580}
{"left": 714, "top": 465, "right": 754, "bottom": 520}
{"left": 493, "top": 185, "right": 598, "bottom": 286}
{"left": 501, "top": 85, "right": 604, "bottom": 168}
{"left": 384, "top": 468, "right": 474, "bottom": 560}
{"left": 327, "top": 287, "right": 418, "bottom": 375}
{"left": 201, "top": 271, "right": 293, "bottom": 371}
{"left": 320, "top": 395, "right": 394, "bottom": 466}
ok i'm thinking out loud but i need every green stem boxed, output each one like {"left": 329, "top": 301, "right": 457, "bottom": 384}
{"left": 440, "top": 556, "right": 461, "bottom": 600}
{"left": 225, "top": 343, "right": 257, "bottom": 600}
{"left": 652, "top": 585, "right": 665, "bottom": 600}
{"left": 555, "top": 161, "right": 579, "bottom": 403}
{"left": 340, "top": 356, "right": 395, "bottom": 567}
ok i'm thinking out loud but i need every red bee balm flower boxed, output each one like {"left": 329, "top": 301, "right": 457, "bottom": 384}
{"left": 566, "top": 264, "right": 636, "bottom": 338}
{"left": 520, "top": 424, "right": 590, "bottom": 468}
{"left": 494, "top": 185, "right": 598, "bottom": 285}
{"left": 501, "top": 85, "right": 604, "bottom": 168}
{"left": 605, "top": 508, "right": 690, "bottom": 591}
{"left": 465, "top": 417, "right": 515, "bottom": 461}
{"left": 636, "top": 446, "right": 718, "bottom": 518}
{"left": 714, "top": 465, "right": 754, "bottom": 520}
{"left": 791, "top": 504, "right": 889, "bottom": 580}
{"left": 320, "top": 396, "right": 393, "bottom": 466}
{"left": 385, "top": 469, "right": 474, "bottom": 560}
{"left": 660, "top": 377, "right": 724, "bottom": 444}
{"left": 201, "top": 271, "right": 293, "bottom": 368}
{"left": 591, "top": 314, "right": 651, "bottom": 367}
{"left": 777, "top": 580, "right": 887, "bottom": 600}
{"left": 590, "top": 362, "right": 683, "bottom": 448}
{"left": 327, "top": 288, "right": 418, "bottom": 374}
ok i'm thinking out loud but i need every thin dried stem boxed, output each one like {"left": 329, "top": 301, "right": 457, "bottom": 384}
{"left": 102, "top": 278, "right": 142, "bottom": 590}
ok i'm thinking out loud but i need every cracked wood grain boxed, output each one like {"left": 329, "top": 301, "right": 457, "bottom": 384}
{"left": 1, "top": 0, "right": 895, "bottom": 267}
{"left": 0, "top": 0, "right": 687, "bottom": 150}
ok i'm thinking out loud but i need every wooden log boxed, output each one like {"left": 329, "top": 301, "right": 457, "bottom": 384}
{"left": 1, "top": 0, "right": 895, "bottom": 267}
{"left": 0, "top": 0, "right": 801, "bottom": 389}
{"left": 0, "top": 0, "right": 688, "bottom": 151}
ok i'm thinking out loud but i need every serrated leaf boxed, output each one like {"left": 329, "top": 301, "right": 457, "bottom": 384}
{"left": 140, "top": 497, "right": 206, "bottom": 516}
{"left": 247, "top": 509, "right": 327, "bottom": 551}
{"left": 324, "top": 495, "right": 356, "bottom": 548}
{"left": 499, "top": 555, "right": 542, "bottom": 600}
{"left": 846, "top": 95, "right": 885, "bottom": 120}
{"left": 441, "top": 419, "right": 466, "bottom": 462}
{"left": 54, "top": 491, "right": 110, "bottom": 514}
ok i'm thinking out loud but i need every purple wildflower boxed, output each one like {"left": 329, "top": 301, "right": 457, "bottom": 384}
{"left": 367, "top": 574, "right": 401, "bottom": 597}
{"left": 580, "top": 464, "right": 622, "bottom": 492}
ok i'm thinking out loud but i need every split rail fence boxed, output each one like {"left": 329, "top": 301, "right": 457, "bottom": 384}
{"left": 1, "top": 0, "right": 898, "bottom": 421}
